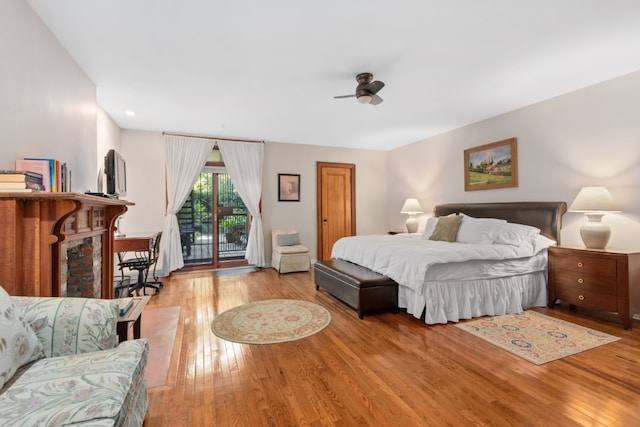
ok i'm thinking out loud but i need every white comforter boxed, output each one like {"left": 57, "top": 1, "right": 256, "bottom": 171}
{"left": 331, "top": 234, "right": 537, "bottom": 295}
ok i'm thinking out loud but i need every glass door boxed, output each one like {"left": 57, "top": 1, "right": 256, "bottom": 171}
{"left": 177, "top": 162, "right": 249, "bottom": 268}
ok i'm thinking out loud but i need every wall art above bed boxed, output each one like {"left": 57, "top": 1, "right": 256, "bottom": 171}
{"left": 464, "top": 137, "right": 518, "bottom": 191}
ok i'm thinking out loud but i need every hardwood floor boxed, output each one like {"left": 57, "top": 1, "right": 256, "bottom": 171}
{"left": 142, "top": 268, "right": 640, "bottom": 426}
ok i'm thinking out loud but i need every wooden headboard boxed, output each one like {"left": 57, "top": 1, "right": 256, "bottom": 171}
{"left": 433, "top": 201, "right": 567, "bottom": 244}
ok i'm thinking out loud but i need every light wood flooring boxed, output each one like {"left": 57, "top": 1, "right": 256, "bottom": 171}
{"left": 142, "top": 268, "right": 640, "bottom": 426}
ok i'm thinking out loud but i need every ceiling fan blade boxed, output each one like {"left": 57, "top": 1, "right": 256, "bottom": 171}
{"left": 333, "top": 94, "right": 357, "bottom": 99}
{"left": 363, "top": 80, "right": 385, "bottom": 95}
{"left": 369, "top": 94, "right": 383, "bottom": 105}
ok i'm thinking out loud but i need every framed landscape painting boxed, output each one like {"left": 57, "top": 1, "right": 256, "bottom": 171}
{"left": 464, "top": 138, "right": 518, "bottom": 191}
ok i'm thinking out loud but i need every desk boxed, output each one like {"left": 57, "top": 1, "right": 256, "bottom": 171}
{"left": 114, "top": 232, "right": 160, "bottom": 296}
{"left": 114, "top": 232, "right": 158, "bottom": 252}
{"left": 117, "top": 295, "right": 151, "bottom": 342}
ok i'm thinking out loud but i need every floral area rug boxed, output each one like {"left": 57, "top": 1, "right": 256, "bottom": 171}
{"left": 211, "top": 299, "right": 331, "bottom": 344}
{"left": 455, "top": 310, "right": 620, "bottom": 365}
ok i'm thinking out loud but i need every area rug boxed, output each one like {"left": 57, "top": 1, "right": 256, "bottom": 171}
{"left": 454, "top": 311, "right": 620, "bottom": 365}
{"left": 215, "top": 266, "right": 257, "bottom": 276}
{"left": 211, "top": 299, "right": 331, "bottom": 344}
{"left": 141, "top": 306, "right": 180, "bottom": 388}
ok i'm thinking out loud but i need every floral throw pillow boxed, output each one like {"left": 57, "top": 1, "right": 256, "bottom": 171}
{"left": 0, "top": 286, "right": 44, "bottom": 388}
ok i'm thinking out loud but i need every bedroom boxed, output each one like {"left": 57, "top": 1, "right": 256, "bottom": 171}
{"left": 2, "top": 1, "right": 640, "bottom": 425}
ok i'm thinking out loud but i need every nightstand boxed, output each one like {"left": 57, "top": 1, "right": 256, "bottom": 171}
{"left": 548, "top": 246, "right": 640, "bottom": 329}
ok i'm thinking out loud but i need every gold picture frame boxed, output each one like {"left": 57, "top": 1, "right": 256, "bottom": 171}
{"left": 464, "top": 138, "right": 518, "bottom": 191}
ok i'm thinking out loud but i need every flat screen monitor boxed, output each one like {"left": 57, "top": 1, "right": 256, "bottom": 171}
{"left": 104, "top": 149, "right": 127, "bottom": 198}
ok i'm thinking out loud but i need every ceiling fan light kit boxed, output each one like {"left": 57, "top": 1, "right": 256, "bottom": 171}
{"left": 334, "top": 72, "right": 385, "bottom": 105}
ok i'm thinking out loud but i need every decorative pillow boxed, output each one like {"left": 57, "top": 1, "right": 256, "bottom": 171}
{"left": 0, "top": 286, "right": 44, "bottom": 389}
{"left": 277, "top": 233, "right": 301, "bottom": 246}
{"left": 428, "top": 215, "right": 463, "bottom": 242}
{"left": 494, "top": 222, "right": 541, "bottom": 246}
{"left": 420, "top": 217, "right": 439, "bottom": 239}
{"left": 421, "top": 213, "right": 458, "bottom": 239}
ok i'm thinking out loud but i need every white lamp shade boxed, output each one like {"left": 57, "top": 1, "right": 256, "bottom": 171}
{"left": 569, "top": 187, "right": 620, "bottom": 212}
{"left": 400, "top": 198, "right": 423, "bottom": 214}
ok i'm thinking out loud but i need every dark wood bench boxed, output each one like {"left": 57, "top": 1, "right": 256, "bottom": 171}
{"left": 314, "top": 259, "right": 398, "bottom": 319}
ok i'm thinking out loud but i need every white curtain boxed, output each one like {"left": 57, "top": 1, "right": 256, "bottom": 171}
{"left": 217, "top": 141, "right": 265, "bottom": 267}
{"left": 159, "top": 135, "right": 215, "bottom": 275}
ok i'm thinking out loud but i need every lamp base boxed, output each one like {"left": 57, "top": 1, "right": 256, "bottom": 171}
{"left": 405, "top": 217, "right": 419, "bottom": 233}
{"left": 580, "top": 213, "right": 611, "bottom": 249}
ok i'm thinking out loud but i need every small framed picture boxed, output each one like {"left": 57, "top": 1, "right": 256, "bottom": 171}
{"left": 278, "top": 174, "right": 300, "bottom": 201}
{"left": 464, "top": 138, "right": 518, "bottom": 191}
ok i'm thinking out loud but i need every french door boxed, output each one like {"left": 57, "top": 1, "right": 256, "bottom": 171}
{"left": 177, "top": 167, "right": 249, "bottom": 268}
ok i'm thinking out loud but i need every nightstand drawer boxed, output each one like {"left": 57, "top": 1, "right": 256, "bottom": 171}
{"left": 553, "top": 270, "right": 617, "bottom": 295}
{"left": 552, "top": 252, "right": 617, "bottom": 277}
{"left": 555, "top": 286, "right": 617, "bottom": 311}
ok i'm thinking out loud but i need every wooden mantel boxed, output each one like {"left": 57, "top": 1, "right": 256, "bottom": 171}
{"left": 0, "top": 192, "right": 133, "bottom": 298}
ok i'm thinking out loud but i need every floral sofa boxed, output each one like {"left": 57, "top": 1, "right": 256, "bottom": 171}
{"left": 0, "top": 286, "right": 148, "bottom": 426}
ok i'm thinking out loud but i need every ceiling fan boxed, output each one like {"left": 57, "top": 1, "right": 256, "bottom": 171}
{"left": 334, "top": 72, "right": 385, "bottom": 105}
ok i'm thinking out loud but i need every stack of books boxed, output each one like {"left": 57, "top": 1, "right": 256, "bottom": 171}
{"left": 0, "top": 170, "right": 45, "bottom": 192}
{"left": 14, "top": 158, "right": 70, "bottom": 192}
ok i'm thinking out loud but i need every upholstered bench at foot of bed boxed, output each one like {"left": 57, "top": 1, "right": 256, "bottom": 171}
{"left": 314, "top": 259, "right": 398, "bottom": 319}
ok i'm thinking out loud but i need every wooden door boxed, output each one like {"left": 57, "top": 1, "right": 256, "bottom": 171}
{"left": 316, "top": 162, "right": 356, "bottom": 261}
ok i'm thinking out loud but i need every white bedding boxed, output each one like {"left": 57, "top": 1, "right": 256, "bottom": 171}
{"left": 331, "top": 233, "right": 540, "bottom": 295}
{"left": 331, "top": 233, "right": 552, "bottom": 324}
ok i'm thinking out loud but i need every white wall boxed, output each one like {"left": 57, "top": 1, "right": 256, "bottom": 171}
{"left": 388, "top": 70, "right": 640, "bottom": 249}
{"left": 118, "top": 132, "right": 388, "bottom": 262}
{"left": 118, "top": 130, "right": 167, "bottom": 235}
{"left": 0, "top": 0, "right": 98, "bottom": 191}
{"left": 96, "top": 107, "right": 122, "bottom": 191}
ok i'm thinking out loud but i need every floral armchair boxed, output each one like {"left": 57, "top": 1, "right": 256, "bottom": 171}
{"left": 0, "top": 291, "right": 148, "bottom": 427}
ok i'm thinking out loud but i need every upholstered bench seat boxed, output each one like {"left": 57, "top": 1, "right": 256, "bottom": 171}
{"left": 314, "top": 259, "right": 398, "bottom": 319}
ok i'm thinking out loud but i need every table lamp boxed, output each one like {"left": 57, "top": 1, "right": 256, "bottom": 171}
{"left": 401, "top": 198, "right": 423, "bottom": 233}
{"left": 568, "top": 186, "right": 620, "bottom": 249}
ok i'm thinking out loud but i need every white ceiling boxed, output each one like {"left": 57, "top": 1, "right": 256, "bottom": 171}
{"left": 27, "top": 0, "right": 640, "bottom": 150}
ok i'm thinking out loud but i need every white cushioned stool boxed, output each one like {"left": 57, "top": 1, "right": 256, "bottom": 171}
{"left": 271, "top": 229, "right": 310, "bottom": 273}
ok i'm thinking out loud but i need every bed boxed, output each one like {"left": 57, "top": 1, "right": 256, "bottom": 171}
{"left": 330, "top": 201, "right": 567, "bottom": 324}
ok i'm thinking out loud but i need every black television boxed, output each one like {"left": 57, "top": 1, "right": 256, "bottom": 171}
{"left": 104, "top": 149, "right": 127, "bottom": 198}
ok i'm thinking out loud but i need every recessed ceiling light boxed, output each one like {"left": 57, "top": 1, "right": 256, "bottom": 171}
{"left": 125, "top": 110, "right": 136, "bottom": 116}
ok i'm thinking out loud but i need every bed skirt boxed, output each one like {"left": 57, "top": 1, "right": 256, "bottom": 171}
{"left": 398, "top": 272, "right": 547, "bottom": 324}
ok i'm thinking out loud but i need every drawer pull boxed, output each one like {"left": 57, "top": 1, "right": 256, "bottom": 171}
{"left": 578, "top": 295, "right": 585, "bottom": 301}
{"left": 577, "top": 278, "right": 584, "bottom": 284}
{"left": 577, "top": 262, "right": 584, "bottom": 268}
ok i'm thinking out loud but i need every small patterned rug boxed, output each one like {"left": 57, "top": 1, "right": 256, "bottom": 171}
{"left": 211, "top": 299, "right": 331, "bottom": 344}
{"left": 455, "top": 311, "right": 620, "bottom": 365}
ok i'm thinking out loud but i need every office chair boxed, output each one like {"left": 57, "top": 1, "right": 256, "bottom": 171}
{"left": 117, "top": 232, "right": 163, "bottom": 296}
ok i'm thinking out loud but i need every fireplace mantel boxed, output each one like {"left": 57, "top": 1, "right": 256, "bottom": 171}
{"left": 0, "top": 192, "right": 133, "bottom": 298}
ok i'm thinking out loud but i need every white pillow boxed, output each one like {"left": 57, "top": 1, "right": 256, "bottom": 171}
{"left": 0, "top": 286, "right": 44, "bottom": 388}
{"left": 495, "top": 222, "right": 541, "bottom": 246}
{"left": 455, "top": 215, "right": 507, "bottom": 245}
{"left": 534, "top": 234, "right": 557, "bottom": 253}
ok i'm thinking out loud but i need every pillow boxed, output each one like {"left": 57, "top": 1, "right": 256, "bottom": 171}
{"left": 455, "top": 215, "right": 507, "bottom": 245}
{"left": 276, "top": 233, "right": 301, "bottom": 246}
{"left": 0, "top": 286, "right": 44, "bottom": 388}
{"left": 494, "top": 222, "right": 541, "bottom": 246}
{"left": 428, "top": 215, "right": 463, "bottom": 242}
{"left": 421, "top": 213, "right": 457, "bottom": 239}
{"left": 420, "top": 217, "right": 439, "bottom": 239}
{"left": 534, "top": 234, "right": 557, "bottom": 253}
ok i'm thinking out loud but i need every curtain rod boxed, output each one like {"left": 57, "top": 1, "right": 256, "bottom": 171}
{"left": 162, "top": 131, "right": 264, "bottom": 144}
